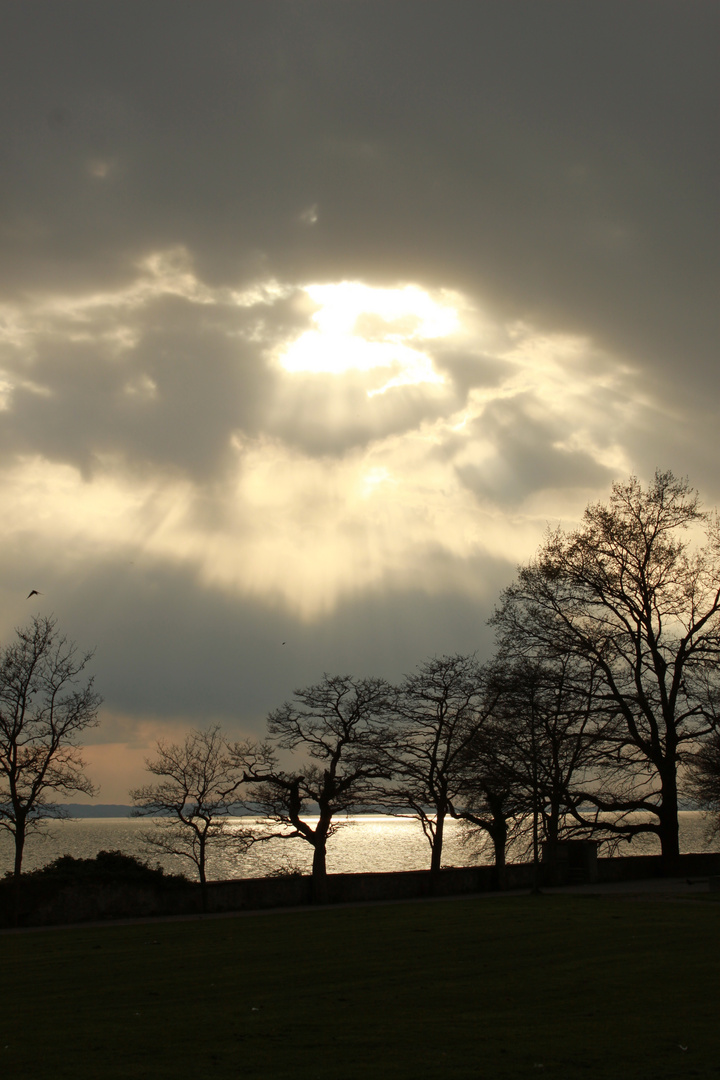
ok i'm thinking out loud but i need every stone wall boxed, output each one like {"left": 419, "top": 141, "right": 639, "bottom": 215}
{"left": 200, "top": 851, "right": 720, "bottom": 913}
{"left": 6, "top": 851, "right": 720, "bottom": 927}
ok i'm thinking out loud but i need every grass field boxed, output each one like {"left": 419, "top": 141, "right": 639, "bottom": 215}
{"left": 1, "top": 894, "right": 717, "bottom": 1079}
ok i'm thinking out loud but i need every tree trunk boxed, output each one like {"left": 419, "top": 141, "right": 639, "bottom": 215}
{"left": 13, "top": 820, "right": 26, "bottom": 926}
{"left": 658, "top": 766, "right": 680, "bottom": 866}
{"left": 531, "top": 803, "right": 541, "bottom": 893}
{"left": 491, "top": 817, "right": 508, "bottom": 891}
{"left": 543, "top": 804, "right": 561, "bottom": 883}
{"left": 198, "top": 842, "right": 208, "bottom": 912}
{"left": 13, "top": 825, "right": 25, "bottom": 880}
{"left": 546, "top": 802, "right": 560, "bottom": 854}
{"left": 430, "top": 810, "right": 445, "bottom": 877}
{"left": 311, "top": 840, "right": 329, "bottom": 904}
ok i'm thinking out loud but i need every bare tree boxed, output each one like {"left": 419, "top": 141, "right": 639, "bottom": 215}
{"left": 382, "top": 655, "right": 494, "bottom": 876}
{"left": 491, "top": 471, "right": 720, "bottom": 862}
{"left": 131, "top": 725, "right": 254, "bottom": 906}
{"left": 235, "top": 675, "right": 392, "bottom": 902}
{"left": 0, "top": 616, "right": 101, "bottom": 890}
{"left": 450, "top": 769, "right": 524, "bottom": 888}
{"left": 449, "top": 708, "right": 530, "bottom": 887}
{"left": 486, "top": 657, "right": 618, "bottom": 868}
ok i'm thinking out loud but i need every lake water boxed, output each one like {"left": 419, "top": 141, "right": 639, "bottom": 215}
{"left": 1, "top": 811, "right": 718, "bottom": 881}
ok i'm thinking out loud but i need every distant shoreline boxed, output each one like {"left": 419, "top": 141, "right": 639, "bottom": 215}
{"left": 50, "top": 805, "right": 255, "bottom": 818}
{"left": 53, "top": 805, "right": 136, "bottom": 818}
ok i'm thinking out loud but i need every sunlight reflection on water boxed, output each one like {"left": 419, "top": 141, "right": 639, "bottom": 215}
{"left": 0, "top": 811, "right": 717, "bottom": 881}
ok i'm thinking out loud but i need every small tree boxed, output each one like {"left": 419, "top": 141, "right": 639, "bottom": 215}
{"left": 131, "top": 725, "right": 253, "bottom": 905}
{"left": 382, "top": 655, "right": 494, "bottom": 875}
{"left": 0, "top": 616, "right": 101, "bottom": 891}
{"left": 481, "top": 656, "right": 617, "bottom": 871}
{"left": 236, "top": 675, "right": 392, "bottom": 902}
{"left": 449, "top": 714, "right": 528, "bottom": 887}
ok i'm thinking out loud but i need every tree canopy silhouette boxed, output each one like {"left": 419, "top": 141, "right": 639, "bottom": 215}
{"left": 491, "top": 471, "right": 720, "bottom": 860}
{"left": 235, "top": 674, "right": 392, "bottom": 902}
{"left": 381, "top": 654, "right": 494, "bottom": 875}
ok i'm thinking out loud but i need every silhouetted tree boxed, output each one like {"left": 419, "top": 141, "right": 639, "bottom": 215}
{"left": 235, "top": 675, "right": 392, "bottom": 902}
{"left": 381, "top": 654, "right": 494, "bottom": 875}
{"left": 131, "top": 725, "right": 254, "bottom": 906}
{"left": 0, "top": 616, "right": 101, "bottom": 894}
{"left": 448, "top": 718, "right": 526, "bottom": 887}
{"left": 492, "top": 471, "right": 720, "bottom": 862}
{"left": 482, "top": 656, "right": 617, "bottom": 871}
{"left": 686, "top": 730, "right": 720, "bottom": 837}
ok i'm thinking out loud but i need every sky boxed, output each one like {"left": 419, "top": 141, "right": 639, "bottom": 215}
{"left": 0, "top": 2, "right": 718, "bottom": 801}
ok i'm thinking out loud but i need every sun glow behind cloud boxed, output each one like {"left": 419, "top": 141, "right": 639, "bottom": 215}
{"left": 277, "top": 281, "right": 458, "bottom": 394}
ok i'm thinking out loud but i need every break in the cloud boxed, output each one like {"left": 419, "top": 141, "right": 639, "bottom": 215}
{"left": 0, "top": 250, "right": 644, "bottom": 612}
{"left": 0, "top": 3, "right": 717, "bottom": 799}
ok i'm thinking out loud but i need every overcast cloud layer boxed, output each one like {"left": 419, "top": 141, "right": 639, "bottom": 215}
{"left": 0, "top": 2, "right": 717, "bottom": 799}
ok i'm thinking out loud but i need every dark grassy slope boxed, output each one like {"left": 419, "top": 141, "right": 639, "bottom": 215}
{"left": 2, "top": 896, "right": 717, "bottom": 1080}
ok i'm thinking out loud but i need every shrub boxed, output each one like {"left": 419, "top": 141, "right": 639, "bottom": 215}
{"left": 0, "top": 850, "right": 191, "bottom": 927}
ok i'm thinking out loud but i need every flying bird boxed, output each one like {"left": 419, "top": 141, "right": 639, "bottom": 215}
{"left": 27, "top": 590, "right": 42, "bottom": 598}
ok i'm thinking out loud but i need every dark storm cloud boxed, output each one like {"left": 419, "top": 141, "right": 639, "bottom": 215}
{"left": 454, "top": 395, "right": 615, "bottom": 507}
{"left": 0, "top": 293, "right": 279, "bottom": 480}
{"left": 1, "top": 2, "right": 716, "bottom": 405}
{"left": 267, "top": 373, "right": 455, "bottom": 458}
{"left": 18, "top": 549, "right": 506, "bottom": 732}
{"left": 432, "top": 349, "right": 509, "bottom": 401}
